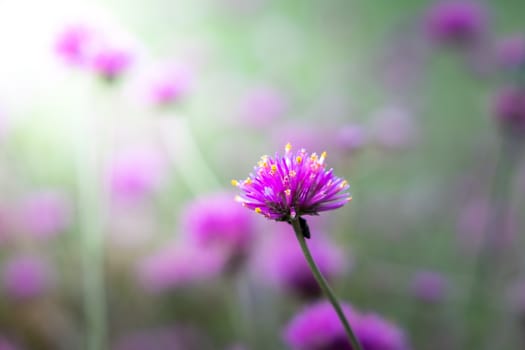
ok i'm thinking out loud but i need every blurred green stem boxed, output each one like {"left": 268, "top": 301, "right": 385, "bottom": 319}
{"left": 465, "top": 134, "right": 522, "bottom": 349}
{"left": 75, "top": 85, "right": 108, "bottom": 350}
{"left": 291, "top": 218, "right": 363, "bottom": 350}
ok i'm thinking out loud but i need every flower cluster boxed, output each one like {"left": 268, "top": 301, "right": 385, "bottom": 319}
{"left": 232, "top": 143, "right": 351, "bottom": 222}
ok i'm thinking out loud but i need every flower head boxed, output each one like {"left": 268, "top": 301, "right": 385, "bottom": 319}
{"left": 284, "top": 301, "right": 410, "bottom": 350}
{"left": 1, "top": 255, "right": 54, "bottom": 300}
{"left": 233, "top": 143, "right": 351, "bottom": 222}
{"left": 496, "top": 35, "right": 525, "bottom": 69}
{"left": 92, "top": 47, "right": 132, "bottom": 81}
{"left": 425, "top": 1, "right": 488, "bottom": 46}
{"left": 492, "top": 86, "right": 525, "bottom": 134}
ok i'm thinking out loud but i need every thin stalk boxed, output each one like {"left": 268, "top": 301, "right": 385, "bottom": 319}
{"left": 75, "top": 82, "right": 108, "bottom": 350}
{"left": 291, "top": 218, "right": 363, "bottom": 350}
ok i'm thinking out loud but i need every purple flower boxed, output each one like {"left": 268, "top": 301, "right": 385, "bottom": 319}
{"left": 492, "top": 86, "right": 525, "bottom": 133}
{"left": 92, "top": 47, "right": 132, "bottom": 81}
{"left": 232, "top": 143, "right": 351, "bottom": 222}
{"left": 284, "top": 301, "right": 360, "bottom": 350}
{"left": 284, "top": 301, "right": 410, "bottom": 350}
{"left": 425, "top": 1, "right": 488, "bottom": 46}
{"left": 356, "top": 313, "right": 410, "bottom": 350}
{"left": 108, "top": 148, "right": 166, "bottom": 203}
{"left": 410, "top": 271, "right": 448, "bottom": 303}
{"left": 137, "top": 243, "right": 226, "bottom": 293}
{"left": 181, "top": 192, "right": 255, "bottom": 262}
{"left": 55, "top": 24, "right": 94, "bottom": 66}
{"left": 496, "top": 35, "right": 525, "bottom": 69}
{"left": 1, "top": 256, "right": 54, "bottom": 300}
{"left": 259, "top": 229, "right": 348, "bottom": 298}
{"left": 149, "top": 65, "right": 192, "bottom": 106}
{"left": 16, "top": 191, "right": 71, "bottom": 240}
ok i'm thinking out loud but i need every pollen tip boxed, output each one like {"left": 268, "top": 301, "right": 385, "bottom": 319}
{"left": 231, "top": 179, "right": 239, "bottom": 186}
{"left": 255, "top": 207, "right": 262, "bottom": 214}
{"left": 285, "top": 142, "right": 292, "bottom": 153}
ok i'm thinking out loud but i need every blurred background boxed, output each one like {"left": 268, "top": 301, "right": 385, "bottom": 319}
{"left": 0, "top": 0, "right": 525, "bottom": 349}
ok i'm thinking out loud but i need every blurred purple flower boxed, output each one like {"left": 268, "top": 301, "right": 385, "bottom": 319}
{"left": 55, "top": 24, "right": 94, "bottom": 66}
{"left": 284, "top": 301, "right": 410, "bottom": 350}
{"left": 182, "top": 192, "right": 255, "bottom": 269}
{"left": 137, "top": 244, "right": 226, "bottom": 293}
{"left": 1, "top": 256, "right": 54, "bottom": 300}
{"left": 109, "top": 148, "right": 166, "bottom": 203}
{"left": 149, "top": 65, "right": 192, "bottom": 106}
{"left": 232, "top": 143, "right": 351, "bottom": 222}
{"left": 370, "top": 107, "right": 418, "bottom": 150}
{"left": 492, "top": 86, "right": 525, "bottom": 133}
{"left": 336, "top": 124, "right": 367, "bottom": 153}
{"left": 16, "top": 191, "right": 71, "bottom": 240}
{"left": 92, "top": 47, "right": 132, "bottom": 81}
{"left": 425, "top": 1, "right": 488, "bottom": 46}
{"left": 239, "top": 87, "right": 287, "bottom": 127}
{"left": 496, "top": 35, "right": 525, "bottom": 69}
{"left": 259, "top": 230, "right": 348, "bottom": 298}
{"left": 284, "top": 301, "right": 359, "bottom": 350}
{"left": 410, "top": 271, "right": 448, "bottom": 303}
{"left": 356, "top": 313, "right": 410, "bottom": 350}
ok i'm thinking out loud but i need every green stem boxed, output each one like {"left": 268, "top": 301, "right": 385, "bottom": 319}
{"left": 291, "top": 218, "right": 363, "bottom": 350}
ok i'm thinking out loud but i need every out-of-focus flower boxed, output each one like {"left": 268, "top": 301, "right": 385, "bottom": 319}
{"left": 496, "top": 35, "right": 525, "bottom": 69}
{"left": 149, "top": 65, "right": 192, "bottom": 106}
{"left": 284, "top": 301, "right": 409, "bottom": 350}
{"left": 370, "top": 107, "right": 418, "bottom": 150}
{"left": 356, "top": 313, "right": 410, "bottom": 350}
{"left": 232, "top": 143, "right": 351, "bottom": 222}
{"left": 258, "top": 229, "right": 348, "bottom": 298}
{"left": 55, "top": 24, "right": 94, "bottom": 66}
{"left": 137, "top": 244, "right": 226, "bottom": 294}
{"left": 182, "top": 192, "right": 255, "bottom": 269}
{"left": 492, "top": 86, "right": 525, "bottom": 134}
{"left": 425, "top": 1, "right": 488, "bottom": 46}
{"left": 15, "top": 191, "right": 71, "bottom": 240}
{"left": 1, "top": 256, "right": 54, "bottom": 300}
{"left": 239, "top": 87, "right": 287, "bottom": 127}
{"left": 410, "top": 271, "right": 448, "bottom": 303}
{"left": 108, "top": 148, "right": 166, "bottom": 203}
{"left": 112, "top": 325, "right": 211, "bottom": 350}
{"left": 92, "top": 47, "right": 132, "bottom": 81}
{"left": 336, "top": 124, "right": 367, "bottom": 153}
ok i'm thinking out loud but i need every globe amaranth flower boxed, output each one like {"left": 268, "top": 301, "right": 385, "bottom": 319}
{"left": 284, "top": 301, "right": 410, "bottom": 350}
{"left": 232, "top": 143, "right": 351, "bottom": 223}
{"left": 1, "top": 255, "right": 54, "bottom": 300}
{"left": 492, "top": 86, "right": 525, "bottom": 134}
{"left": 425, "top": 1, "right": 488, "bottom": 46}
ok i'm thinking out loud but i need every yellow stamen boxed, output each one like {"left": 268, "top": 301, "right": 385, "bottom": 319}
{"left": 231, "top": 179, "right": 239, "bottom": 186}
{"left": 255, "top": 207, "right": 262, "bottom": 214}
{"left": 270, "top": 164, "right": 277, "bottom": 174}
{"left": 285, "top": 142, "right": 292, "bottom": 153}
{"left": 340, "top": 180, "right": 348, "bottom": 188}
{"left": 320, "top": 151, "right": 327, "bottom": 163}
{"left": 296, "top": 156, "right": 302, "bottom": 163}
{"left": 284, "top": 189, "right": 291, "bottom": 196}
{"left": 244, "top": 177, "right": 252, "bottom": 185}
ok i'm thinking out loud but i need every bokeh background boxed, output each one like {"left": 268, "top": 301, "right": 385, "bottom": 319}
{"left": 0, "top": 0, "right": 525, "bottom": 349}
